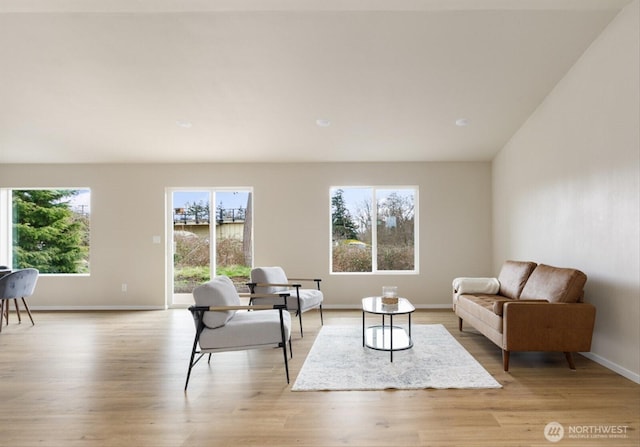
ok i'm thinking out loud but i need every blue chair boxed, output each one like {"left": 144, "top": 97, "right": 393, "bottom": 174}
{"left": 0, "top": 268, "right": 39, "bottom": 332}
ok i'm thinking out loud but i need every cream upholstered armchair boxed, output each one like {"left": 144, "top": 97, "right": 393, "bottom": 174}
{"left": 185, "top": 275, "right": 292, "bottom": 390}
{"left": 248, "top": 266, "right": 323, "bottom": 337}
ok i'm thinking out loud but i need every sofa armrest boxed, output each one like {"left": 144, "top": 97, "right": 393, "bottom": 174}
{"left": 493, "top": 299, "right": 547, "bottom": 316}
{"left": 503, "top": 302, "right": 596, "bottom": 352}
{"left": 452, "top": 277, "right": 500, "bottom": 295}
{"left": 452, "top": 277, "right": 500, "bottom": 310}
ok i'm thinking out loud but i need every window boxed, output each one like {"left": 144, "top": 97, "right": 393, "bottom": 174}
{"left": 1, "top": 188, "right": 91, "bottom": 274}
{"left": 169, "top": 188, "right": 253, "bottom": 305}
{"left": 330, "top": 186, "right": 417, "bottom": 274}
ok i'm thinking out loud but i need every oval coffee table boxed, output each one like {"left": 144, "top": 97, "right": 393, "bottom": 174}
{"left": 362, "top": 296, "right": 415, "bottom": 362}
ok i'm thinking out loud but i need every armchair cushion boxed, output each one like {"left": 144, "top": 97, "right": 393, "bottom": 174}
{"left": 198, "top": 309, "right": 292, "bottom": 350}
{"left": 193, "top": 276, "right": 241, "bottom": 329}
{"left": 292, "top": 288, "right": 323, "bottom": 312}
{"left": 250, "top": 267, "right": 289, "bottom": 294}
{"left": 250, "top": 266, "right": 323, "bottom": 312}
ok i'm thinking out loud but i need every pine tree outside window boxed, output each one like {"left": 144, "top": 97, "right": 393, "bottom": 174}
{"left": 2, "top": 189, "right": 91, "bottom": 274}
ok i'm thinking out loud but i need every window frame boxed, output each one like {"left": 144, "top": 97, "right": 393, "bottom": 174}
{"left": 330, "top": 185, "right": 419, "bottom": 275}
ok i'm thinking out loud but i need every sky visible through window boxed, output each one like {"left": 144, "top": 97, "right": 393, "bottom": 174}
{"left": 333, "top": 187, "right": 415, "bottom": 221}
{"left": 67, "top": 190, "right": 250, "bottom": 216}
{"left": 173, "top": 191, "right": 249, "bottom": 210}
{"left": 67, "top": 189, "right": 91, "bottom": 213}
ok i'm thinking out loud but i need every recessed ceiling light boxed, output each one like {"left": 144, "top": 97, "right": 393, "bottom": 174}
{"left": 176, "top": 120, "right": 193, "bottom": 128}
{"left": 455, "top": 118, "right": 470, "bottom": 127}
{"left": 316, "top": 119, "right": 331, "bottom": 127}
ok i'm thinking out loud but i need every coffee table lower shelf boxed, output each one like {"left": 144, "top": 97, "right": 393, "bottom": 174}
{"left": 361, "top": 296, "right": 415, "bottom": 362}
{"left": 363, "top": 325, "right": 413, "bottom": 362}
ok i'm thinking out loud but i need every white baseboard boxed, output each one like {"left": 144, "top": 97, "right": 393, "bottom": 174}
{"left": 30, "top": 305, "right": 166, "bottom": 311}
{"left": 580, "top": 352, "right": 640, "bottom": 384}
{"left": 324, "top": 303, "right": 453, "bottom": 310}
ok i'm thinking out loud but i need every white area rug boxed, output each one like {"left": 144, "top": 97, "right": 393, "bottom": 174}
{"left": 292, "top": 324, "right": 502, "bottom": 391}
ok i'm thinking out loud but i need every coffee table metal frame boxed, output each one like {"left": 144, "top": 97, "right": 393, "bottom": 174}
{"left": 361, "top": 296, "right": 415, "bottom": 362}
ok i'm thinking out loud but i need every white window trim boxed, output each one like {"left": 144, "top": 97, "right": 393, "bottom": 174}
{"left": 330, "top": 186, "right": 419, "bottom": 275}
{"left": 0, "top": 189, "right": 11, "bottom": 267}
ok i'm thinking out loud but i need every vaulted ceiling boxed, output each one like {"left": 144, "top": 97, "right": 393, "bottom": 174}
{"left": 0, "top": 0, "right": 631, "bottom": 163}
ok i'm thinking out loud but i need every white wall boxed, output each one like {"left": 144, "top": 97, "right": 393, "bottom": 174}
{"left": 0, "top": 161, "right": 493, "bottom": 309}
{"left": 493, "top": 1, "right": 640, "bottom": 381}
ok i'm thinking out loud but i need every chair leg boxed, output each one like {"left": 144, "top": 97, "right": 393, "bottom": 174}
{"left": 0, "top": 300, "right": 4, "bottom": 333}
{"left": 21, "top": 298, "right": 34, "bottom": 325}
{"left": 282, "top": 341, "right": 290, "bottom": 384}
{"left": 2, "top": 300, "right": 8, "bottom": 327}
{"left": 277, "top": 308, "right": 290, "bottom": 383}
{"left": 280, "top": 340, "right": 293, "bottom": 383}
{"left": 458, "top": 317, "right": 463, "bottom": 331}
{"left": 13, "top": 299, "right": 22, "bottom": 324}
{"left": 185, "top": 330, "right": 204, "bottom": 391}
{"left": 319, "top": 304, "right": 324, "bottom": 325}
{"left": 298, "top": 310, "right": 304, "bottom": 338}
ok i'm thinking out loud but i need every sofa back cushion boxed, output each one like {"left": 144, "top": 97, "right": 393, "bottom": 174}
{"left": 520, "top": 264, "right": 587, "bottom": 303}
{"left": 498, "top": 260, "right": 537, "bottom": 299}
{"left": 193, "top": 276, "right": 241, "bottom": 328}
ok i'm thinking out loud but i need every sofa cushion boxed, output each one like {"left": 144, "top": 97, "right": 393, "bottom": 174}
{"left": 498, "top": 260, "right": 537, "bottom": 299}
{"left": 520, "top": 264, "right": 587, "bottom": 303}
{"left": 456, "top": 294, "right": 503, "bottom": 334}
{"left": 193, "top": 276, "right": 241, "bottom": 329}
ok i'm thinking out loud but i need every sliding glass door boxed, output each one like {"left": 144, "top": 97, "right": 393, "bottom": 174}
{"left": 168, "top": 188, "right": 252, "bottom": 306}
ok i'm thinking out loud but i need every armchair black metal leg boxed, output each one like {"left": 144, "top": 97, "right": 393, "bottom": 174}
{"left": 278, "top": 308, "right": 290, "bottom": 383}
{"left": 296, "top": 292, "right": 304, "bottom": 337}
{"left": 298, "top": 310, "right": 303, "bottom": 338}
{"left": 185, "top": 314, "right": 206, "bottom": 391}
{"left": 319, "top": 304, "right": 324, "bottom": 325}
{"left": 185, "top": 338, "right": 200, "bottom": 391}
{"left": 282, "top": 342, "right": 290, "bottom": 384}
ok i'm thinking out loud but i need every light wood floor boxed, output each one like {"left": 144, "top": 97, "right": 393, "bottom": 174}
{"left": 0, "top": 309, "right": 638, "bottom": 447}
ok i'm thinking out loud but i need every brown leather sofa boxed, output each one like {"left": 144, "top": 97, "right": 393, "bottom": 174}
{"left": 453, "top": 261, "right": 596, "bottom": 371}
